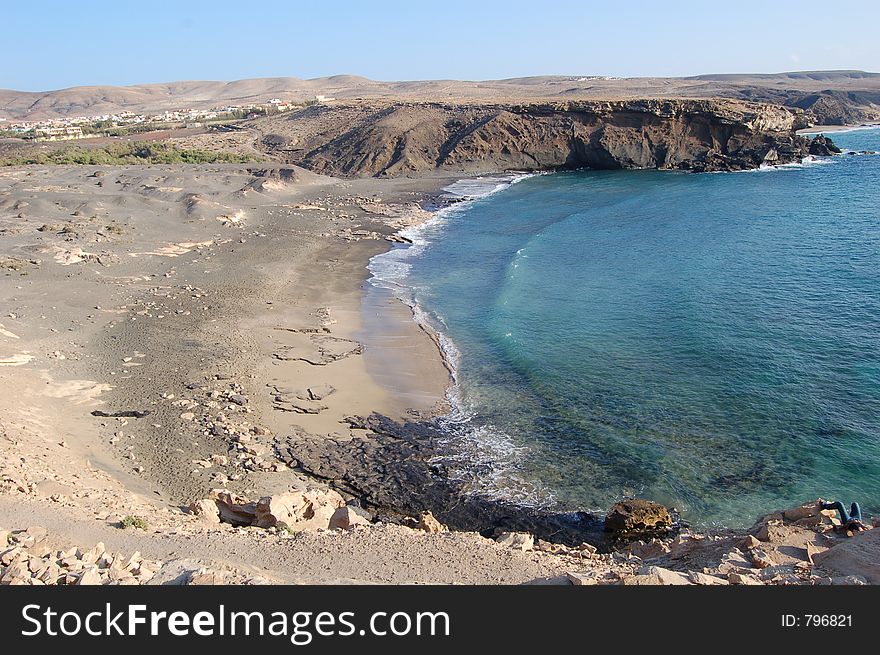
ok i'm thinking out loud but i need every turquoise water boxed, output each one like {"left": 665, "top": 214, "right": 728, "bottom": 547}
{"left": 370, "top": 129, "right": 880, "bottom": 528}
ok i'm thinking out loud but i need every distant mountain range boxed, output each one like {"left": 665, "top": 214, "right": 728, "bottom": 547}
{"left": 2, "top": 71, "right": 879, "bottom": 124}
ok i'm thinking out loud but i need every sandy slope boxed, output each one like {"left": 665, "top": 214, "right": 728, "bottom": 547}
{"left": 0, "top": 163, "right": 488, "bottom": 583}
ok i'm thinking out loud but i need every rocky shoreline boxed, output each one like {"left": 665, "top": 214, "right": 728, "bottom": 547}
{"left": 2, "top": 118, "right": 873, "bottom": 586}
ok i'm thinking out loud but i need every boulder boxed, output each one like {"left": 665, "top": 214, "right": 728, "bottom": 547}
{"left": 604, "top": 499, "right": 673, "bottom": 537}
{"left": 329, "top": 505, "right": 373, "bottom": 530}
{"left": 75, "top": 567, "right": 103, "bottom": 586}
{"left": 413, "top": 511, "right": 446, "bottom": 533}
{"left": 718, "top": 549, "right": 754, "bottom": 574}
{"left": 753, "top": 519, "right": 787, "bottom": 543}
{"left": 188, "top": 499, "right": 221, "bottom": 525}
{"left": 252, "top": 488, "right": 345, "bottom": 531}
{"left": 782, "top": 500, "right": 825, "bottom": 522}
{"left": 206, "top": 490, "right": 257, "bottom": 526}
{"left": 495, "top": 532, "right": 535, "bottom": 551}
{"left": 0, "top": 559, "right": 30, "bottom": 584}
{"left": 636, "top": 565, "right": 692, "bottom": 585}
{"left": 750, "top": 549, "right": 775, "bottom": 569}
{"left": 728, "top": 571, "right": 763, "bottom": 585}
{"left": 808, "top": 135, "right": 842, "bottom": 156}
{"left": 813, "top": 528, "right": 880, "bottom": 584}
{"left": 566, "top": 572, "right": 600, "bottom": 586}
{"left": 627, "top": 538, "right": 671, "bottom": 560}
{"left": 738, "top": 535, "right": 763, "bottom": 550}
{"left": 688, "top": 571, "right": 729, "bottom": 585}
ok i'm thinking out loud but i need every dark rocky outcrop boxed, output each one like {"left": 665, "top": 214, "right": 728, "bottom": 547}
{"left": 273, "top": 413, "right": 606, "bottom": 547}
{"left": 269, "top": 99, "right": 823, "bottom": 177}
{"left": 808, "top": 134, "right": 843, "bottom": 156}
{"left": 605, "top": 499, "right": 674, "bottom": 538}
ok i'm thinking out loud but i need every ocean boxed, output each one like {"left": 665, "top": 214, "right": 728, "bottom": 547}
{"left": 368, "top": 127, "right": 880, "bottom": 528}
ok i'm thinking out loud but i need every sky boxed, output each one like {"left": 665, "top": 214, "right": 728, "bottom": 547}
{"left": 3, "top": 0, "right": 879, "bottom": 91}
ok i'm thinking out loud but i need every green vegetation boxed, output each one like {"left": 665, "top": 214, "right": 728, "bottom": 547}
{"left": 1, "top": 142, "right": 260, "bottom": 166}
{"left": 119, "top": 515, "right": 149, "bottom": 530}
{"left": 0, "top": 129, "right": 30, "bottom": 139}
{"left": 80, "top": 121, "right": 184, "bottom": 137}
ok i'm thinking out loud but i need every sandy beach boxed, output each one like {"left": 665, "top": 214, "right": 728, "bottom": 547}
{"left": 0, "top": 163, "right": 505, "bottom": 582}
{"left": 2, "top": 137, "right": 877, "bottom": 587}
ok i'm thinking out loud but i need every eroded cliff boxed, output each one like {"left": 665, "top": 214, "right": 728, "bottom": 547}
{"left": 259, "top": 99, "right": 820, "bottom": 176}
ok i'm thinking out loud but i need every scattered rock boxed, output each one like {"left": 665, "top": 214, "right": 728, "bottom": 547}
{"left": 636, "top": 565, "right": 692, "bottom": 585}
{"left": 751, "top": 549, "right": 775, "bottom": 569}
{"left": 688, "top": 571, "right": 729, "bottom": 585}
{"left": 76, "top": 567, "right": 103, "bottom": 586}
{"left": 495, "top": 532, "right": 534, "bottom": 551}
{"left": 626, "top": 538, "right": 671, "bottom": 560}
{"left": 728, "top": 571, "right": 763, "bottom": 585}
{"left": 738, "top": 535, "right": 762, "bottom": 550}
{"left": 620, "top": 574, "right": 670, "bottom": 586}
{"left": 409, "top": 511, "right": 446, "bottom": 534}
{"left": 329, "top": 505, "right": 373, "bottom": 530}
{"left": 566, "top": 572, "right": 600, "bottom": 586}
{"left": 252, "top": 488, "right": 345, "bottom": 531}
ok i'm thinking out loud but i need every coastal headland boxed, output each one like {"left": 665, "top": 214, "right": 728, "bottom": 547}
{"left": 1, "top": 79, "right": 878, "bottom": 585}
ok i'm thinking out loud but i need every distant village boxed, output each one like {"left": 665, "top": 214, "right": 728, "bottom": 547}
{"left": 0, "top": 96, "right": 332, "bottom": 141}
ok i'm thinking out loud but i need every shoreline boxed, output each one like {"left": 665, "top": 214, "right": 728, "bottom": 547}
{"left": 797, "top": 122, "right": 880, "bottom": 135}
{"left": 351, "top": 149, "right": 880, "bottom": 535}
{"left": 2, "top": 160, "right": 878, "bottom": 585}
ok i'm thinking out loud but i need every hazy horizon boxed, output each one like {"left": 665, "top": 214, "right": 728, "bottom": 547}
{"left": 3, "top": 69, "right": 880, "bottom": 95}
{"left": 4, "top": 0, "right": 879, "bottom": 92}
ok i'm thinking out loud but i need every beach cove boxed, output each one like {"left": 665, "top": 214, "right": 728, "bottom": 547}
{"left": 1, "top": 119, "right": 878, "bottom": 585}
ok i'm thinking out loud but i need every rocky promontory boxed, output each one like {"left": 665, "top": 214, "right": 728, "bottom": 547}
{"left": 256, "top": 98, "right": 828, "bottom": 176}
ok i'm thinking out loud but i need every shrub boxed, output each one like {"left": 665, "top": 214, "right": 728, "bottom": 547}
{"left": 120, "top": 515, "right": 149, "bottom": 530}
{"left": 1, "top": 142, "right": 260, "bottom": 166}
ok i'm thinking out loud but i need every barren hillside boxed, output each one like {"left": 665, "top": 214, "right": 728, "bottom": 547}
{"left": 3, "top": 70, "right": 880, "bottom": 124}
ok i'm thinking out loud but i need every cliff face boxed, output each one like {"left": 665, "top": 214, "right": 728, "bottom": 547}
{"left": 787, "top": 90, "right": 880, "bottom": 126}
{"left": 263, "top": 99, "right": 817, "bottom": 177}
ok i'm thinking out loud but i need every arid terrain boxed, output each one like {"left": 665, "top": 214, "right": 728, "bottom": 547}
{"left": 2, "top": 73, "right": 879, "bottom": 586}
{"left": 3, "top": 70, "right": 880, "bottom": 125}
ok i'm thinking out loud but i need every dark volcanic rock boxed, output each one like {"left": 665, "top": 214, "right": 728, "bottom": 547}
{"left": 274, "top": 413, "right": 605, "bottom": 547}
{"left": 808, "top": 134, "right": 843, "bottom": 156}
{"left": 605, "top": 499, "right": 674, "bottom": 538}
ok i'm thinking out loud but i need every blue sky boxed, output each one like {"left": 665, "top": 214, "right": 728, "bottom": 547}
{"left": 4, "top": 0, "right": 879, "bottom": 91}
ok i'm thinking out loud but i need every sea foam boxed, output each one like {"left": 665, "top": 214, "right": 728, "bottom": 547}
{"left": 367, "top": 172, "right": 555, "bottom": 508}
